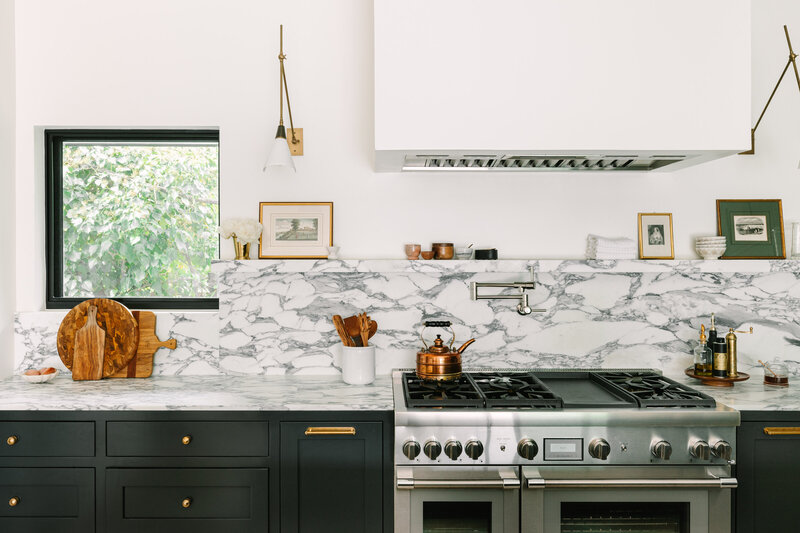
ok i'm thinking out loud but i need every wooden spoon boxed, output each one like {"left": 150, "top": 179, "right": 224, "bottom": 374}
{"left": 359, "top": 313, "right": 370, "bottom": 347}
{"left": 332, "top": 315, "right": 355, "bottom": 347}
{"left": 344, "top": 315, "right": 378, "bottom": 346}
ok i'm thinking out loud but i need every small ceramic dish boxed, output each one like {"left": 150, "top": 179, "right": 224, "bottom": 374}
{"left": 21, "top": 369, "right": 58, "bottom": 384}
{"left": 420, "top": 251, "right": 435, "bottom": 260}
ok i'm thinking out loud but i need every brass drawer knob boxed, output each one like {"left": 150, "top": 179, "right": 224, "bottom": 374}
{"left": 8, "top": 497, "right": 19, "bottom": 507}
{"left": 181, "top": 498, "right": 192, "bottom": 509}
{"left": 6, "top": 435, "right": 18, "bottom": 446}
{"left": 181, "top": 435, "right": 192, "bottom": 445}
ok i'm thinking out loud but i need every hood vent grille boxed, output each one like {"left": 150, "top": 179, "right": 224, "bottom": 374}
{"left": 402, "top": 155, "right": 686, "bottom": 172}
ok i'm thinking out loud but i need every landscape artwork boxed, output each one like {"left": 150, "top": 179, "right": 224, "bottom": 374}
{"left": 732, "top": 215, "right": 768, "bottom": 241}
{"left": 274, "top": 217, "right": 319, "bottom": 241}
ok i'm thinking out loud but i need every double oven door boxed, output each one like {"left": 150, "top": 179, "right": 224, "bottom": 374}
{"left": 395, "top": 465, "right": 735, "bottom": 533}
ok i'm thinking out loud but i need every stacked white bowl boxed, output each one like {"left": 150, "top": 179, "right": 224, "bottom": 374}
{"left": 696, "top": 236, "right": 727, "bottom": 260}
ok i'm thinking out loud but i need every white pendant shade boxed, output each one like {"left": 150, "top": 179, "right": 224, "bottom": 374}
{"left": 265, "top": 135, "right": 295, "bottom": 172}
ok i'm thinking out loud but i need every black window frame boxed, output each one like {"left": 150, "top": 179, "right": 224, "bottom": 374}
{"left": 45, "top": 129, "right": 220, "bottom": 310}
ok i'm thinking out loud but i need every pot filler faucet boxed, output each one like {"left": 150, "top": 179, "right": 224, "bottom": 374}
{"left": 470, "top": 266, "right": 546, "bottom": 316}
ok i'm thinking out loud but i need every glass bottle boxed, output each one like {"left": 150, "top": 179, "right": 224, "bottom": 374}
{"left": 693, "top": 325, "right": 712, "bottom": 376}
{"left": 707, "top": 313, "right": 718, "bottom": 348}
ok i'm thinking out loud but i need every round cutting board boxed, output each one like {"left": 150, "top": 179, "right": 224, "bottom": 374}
{"left": 57, "top": 298, "right": 139, "bottom": 377}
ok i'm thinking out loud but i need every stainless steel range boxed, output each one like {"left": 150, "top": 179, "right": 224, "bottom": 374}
{"left": 393, "top": 369, "right": 739, "bottom": 533}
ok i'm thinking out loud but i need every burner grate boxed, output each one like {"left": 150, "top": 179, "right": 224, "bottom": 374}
{"left": 467, "top": 372, "right": 563, "bottom": 409}
{"left": 402, "top": 373, "right": 484, "bottom": 408}
{"left": 597, "top": 372, "right": 716, "bottom": 408}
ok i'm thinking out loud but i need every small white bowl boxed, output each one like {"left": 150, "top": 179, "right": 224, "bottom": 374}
{"left": 21, "top": 370, "right": 58, "bottom": 384}
{"left": 696, "top": 247, "right": 726, "bottom": 260}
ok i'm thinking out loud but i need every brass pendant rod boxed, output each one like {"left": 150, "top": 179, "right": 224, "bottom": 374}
{"left": 278, "top": 25, "right": 285, "bottom": 127}
{"left": 281, "top": 62, "right": 299, "bottom": 145}
{"left": 785, "top": 24, "right": 800, "bottom": 94}
{"left": 752, "top": 57, "right": 792, "bottom": 135}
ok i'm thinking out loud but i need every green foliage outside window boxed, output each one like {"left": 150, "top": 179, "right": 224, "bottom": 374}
{"left": 62, "top": 143, "right": 219, "bottom": 298}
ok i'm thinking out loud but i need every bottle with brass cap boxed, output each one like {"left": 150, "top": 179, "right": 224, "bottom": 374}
{"left": 726, "top": 326, "right": 754, "bottom": 378}
{"left": 711, "top": 337, "right": 728, "bottom": 378}
{"left": 693, "top": 324, "right": 712, "bottom": 376}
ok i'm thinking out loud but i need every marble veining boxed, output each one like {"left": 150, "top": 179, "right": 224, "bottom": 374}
{"left": 14, "top": 260, "right": 800, "bottom": 377}
{"left": 0, "top": 375, "right": 393, "bottom": 411}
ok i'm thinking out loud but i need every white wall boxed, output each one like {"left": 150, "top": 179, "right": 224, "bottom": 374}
{"left": 0, "top": 0, "right": 15, "bottom": 378}
{"left": 12, "top": 0, "right": 800, "bottom": 318}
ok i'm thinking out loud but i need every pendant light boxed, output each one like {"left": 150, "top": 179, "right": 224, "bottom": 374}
{"left": 264, "top": 24, "right": 303, "bottom": 171}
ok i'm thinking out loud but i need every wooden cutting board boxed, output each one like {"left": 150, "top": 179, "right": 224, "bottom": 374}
{"left": 57, "top": 298, "right": 139, "bottom": 378}
{"left": 109, "top": 311, "right": 177, "bottom": 378}
{"left": 72, "top": 305, "right": 106, "bottom": 381}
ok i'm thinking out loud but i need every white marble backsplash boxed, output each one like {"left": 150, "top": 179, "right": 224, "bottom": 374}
{"left": 15, "top": 260, "right": 800, "bottom": 377}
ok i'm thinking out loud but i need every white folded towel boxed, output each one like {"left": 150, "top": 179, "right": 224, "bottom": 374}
{"left": 586, "top": 234, "right": 637, "bottom": 259}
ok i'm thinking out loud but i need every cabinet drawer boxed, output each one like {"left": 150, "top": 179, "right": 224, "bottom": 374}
{"left": 106, "top": 421, "right": 268, "bottom": 456}
{"left": 0, "top": 422, "right": 94, "bottom": 457}
{"left": 0, "top": 467, "right": 94, "bottom": 532}
{"left": 106, "top": 468, "right": 268, "bottom": 533}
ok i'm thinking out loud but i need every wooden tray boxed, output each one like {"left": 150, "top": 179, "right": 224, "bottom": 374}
{"left": 57, "top": 298, "right": 139, "bottom": 378}
{"left": 685, "top": 367, "right": 750, "bottom": 387}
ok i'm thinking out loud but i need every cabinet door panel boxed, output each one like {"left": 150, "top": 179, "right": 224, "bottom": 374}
{"left": 0, "top": 467, "right": 94, "bottom": 532}
{"left": 280, "top": 421, "right": 383, "bottom": 533}
{"left": 106, "top": 468, "right": 268, "bottom": 533}
{"left": 737, "top": 418, "right": 800, "bottom": 532}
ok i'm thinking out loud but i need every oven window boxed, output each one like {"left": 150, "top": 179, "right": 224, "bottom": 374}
{"left": 561, "top": 502, "right": 688, "bottom": 533}
{"left": 423, "top": 501, "right": 492, "bottom": 532}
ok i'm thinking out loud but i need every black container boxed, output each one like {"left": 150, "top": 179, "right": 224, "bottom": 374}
{"left": 711, "top": 338, "right": 728, "bottom": 378}
{"left": 474, "top": 248, "right": 498, "bottom": 260}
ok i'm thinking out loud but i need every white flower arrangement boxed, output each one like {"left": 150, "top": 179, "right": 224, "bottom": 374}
{"left": 218, "top": 218, "right": 263, "bottom": 244}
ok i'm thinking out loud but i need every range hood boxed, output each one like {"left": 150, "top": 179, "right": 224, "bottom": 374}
{"left": 374, "top": 0, "right": 752, "bottom": 172}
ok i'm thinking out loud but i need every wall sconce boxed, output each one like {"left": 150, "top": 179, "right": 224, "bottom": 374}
{"left": 740, "top": 25, "right": 800, "bottom": 155}
{"left": 264, "top": 24, "right": 303, "bottom": 172}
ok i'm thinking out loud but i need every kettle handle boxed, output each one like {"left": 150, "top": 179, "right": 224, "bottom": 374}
{"left": 420, "top": 323, "right": 456, "bottom": 350}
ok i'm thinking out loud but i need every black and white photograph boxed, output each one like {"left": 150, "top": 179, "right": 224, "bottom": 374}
{"left": 732, "top": 215, "right": 768, "bottom": 241}
{"left": 638, "top": 213, "right": 674, "bottom": 259}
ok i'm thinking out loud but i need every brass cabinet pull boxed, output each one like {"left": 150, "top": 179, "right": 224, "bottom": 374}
{"left": 304, "top": 427, "right": 356, "bottom": 436}
{"left": 181, "top": 498, "right": 192, "bottom": 508}
{"left": 8, "top": 497, "right": 18, "bottom": 507}
{"left": 181, "top": 435, "right": 192, "bottom": 445}
{"left": 764, "top": 427, "right": 800, "bottom": 436}
{"left": 6, "top": 435, "right": 17, "bottom": 446}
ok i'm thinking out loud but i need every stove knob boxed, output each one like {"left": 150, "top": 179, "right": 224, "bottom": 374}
{"left": 517, "top": 438, "right": 539, "bottom": 460}
{"left": 445, "top": 440, "right": 463, "bottom": 460}
{"left": 711, "top": 440, "right": 733, "bottom": 461}
{"left": 588, "top": 438, "right": 611, "bottom": 460}
{"left": 424, "top": 439, "right": 442, "bottom": 460}
{"left": 652, "top": 440, "right": 672, "bottom": 460}
{"left": 402, "top": 439, "right": 421, "bottom": 460}
{"left": 464, "top": 439, "right": 484, "bottom": 460}
{"left": 690, "top": 440, "right": 711, "bottom": 460}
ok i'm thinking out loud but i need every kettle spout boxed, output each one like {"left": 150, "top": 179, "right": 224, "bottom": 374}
{"left": 456, "top": 339, "right": 476, "bottom": 354}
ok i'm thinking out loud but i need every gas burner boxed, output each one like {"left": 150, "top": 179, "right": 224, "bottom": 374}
{"left": 402, "top": 373, "right": 483, "bottom": 408}
{"left": 598, "top": 371, "right": 716, "bottom": 408}
{"left": 468, "top": 372, "right": 563, "bottom": 409}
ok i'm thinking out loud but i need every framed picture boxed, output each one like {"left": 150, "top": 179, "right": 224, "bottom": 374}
{"left": 258, "top": 202, "right": 333, "bottom": 259}
{"left": 716, "top": 199, "right": 785, "bottom": 259}
{"left": 638, "top": 213, "right": 674, "bottom": 259}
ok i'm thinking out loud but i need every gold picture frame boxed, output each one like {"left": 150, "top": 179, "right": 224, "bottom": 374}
{"left": 258, "top": 202, "right": 333, "bottom": 259}
{"left": 638, "top": 213, "right": 674, "bottom": 259}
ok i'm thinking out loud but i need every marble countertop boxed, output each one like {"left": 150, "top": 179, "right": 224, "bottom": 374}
{"left": 0, "top": 374, "right": 394, "bottom": 411}
{"left": 0, "top": 371, "right": 797, "bottom": 412}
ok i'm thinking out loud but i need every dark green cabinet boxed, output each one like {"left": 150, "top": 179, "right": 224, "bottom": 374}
{"left": 0, "top": 410, "right": 393, "bottom": 532}
{"left": 736, "top": 412, "right": 800, "bottom": 533}
{"left": 280, "top": 421, "right": 386, "bottom": 533}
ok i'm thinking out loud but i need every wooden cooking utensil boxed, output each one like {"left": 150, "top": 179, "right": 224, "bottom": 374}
{"left": 359, "top": 313, "right": 370, "bottom": 347}
{"left": 332, "top": 315, "right": 355, "bottom": 347}
{"left": 57, "top": 298, "right": 139, "bottom": 378}
{"left": 72, "top": 305, "right": 106, "bottom": 381}
{"left": 344, "top": 315, "right": 378, "bottom": 347}
{"left": 109, "top": 311, "right": 177, "bottom": 378}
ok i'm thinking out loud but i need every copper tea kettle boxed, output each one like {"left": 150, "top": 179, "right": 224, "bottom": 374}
{"left": 416, "top": 321, "right": 476, "bottom": 381}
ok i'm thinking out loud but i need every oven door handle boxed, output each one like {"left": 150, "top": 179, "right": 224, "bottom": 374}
{"left": 397, "top": 475, "right": 520, "bottom": 490}
{"left": 525, "top": 477, "right": 738, "bottom": 489}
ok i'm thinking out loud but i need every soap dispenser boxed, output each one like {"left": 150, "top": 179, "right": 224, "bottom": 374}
{"left": 693, "top": 325, "right": 712, "bottom": 377}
